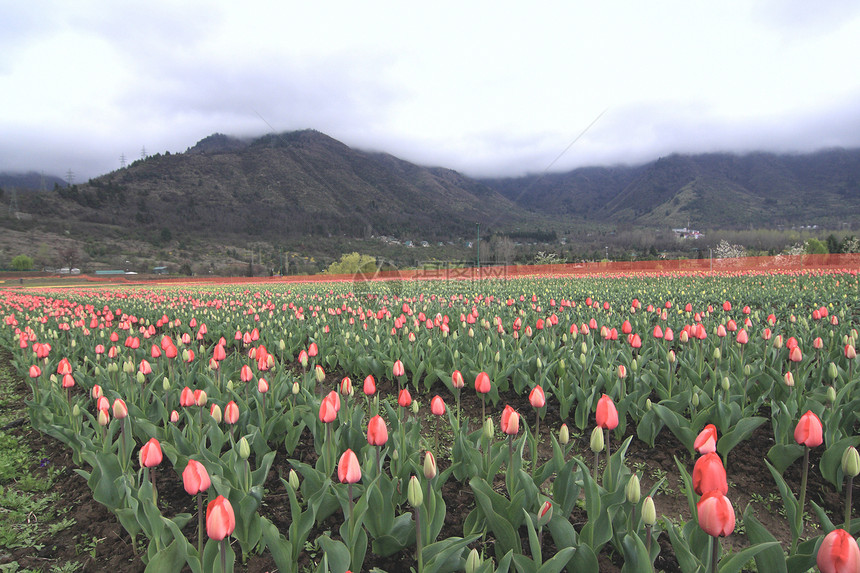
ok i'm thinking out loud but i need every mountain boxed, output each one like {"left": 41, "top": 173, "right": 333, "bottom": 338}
{"left": 480, "top": 149, "right": 860, "bottom": 229}
{"left": 0, "top": 171, "right": 68, "bottom": 192}
{"left": 13, "top": 130, "right": 531, "bottom": 243}
{"left": 2, "top": 131, "right": 859, "bottom": 273}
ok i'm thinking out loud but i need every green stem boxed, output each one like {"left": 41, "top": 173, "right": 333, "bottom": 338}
{"left": 710, "top": 535, "right": 719, "bottom": 573}
{"left": 845, "top": 475, "right": 854, "bottom": 530}
{"left": 197, "top": 491, "right": 204, "bottom": 559}
{"left": 605, "top": 428, "right": 612, "bottom": 489}
{"left": 792, "top": 446, "right": 810, "bottom": 554}
{"left": 594, "top": 450, "right": 600, "bottom": 483}
{"left": 415, "top": 506, "right": 423, "bottom": 573}
{"left": 220, "top": 538, "right": 227, "bottom": 573}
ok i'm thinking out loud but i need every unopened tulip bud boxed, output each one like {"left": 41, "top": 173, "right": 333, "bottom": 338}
{"left": 721, "top": 377, "right": 730, "bottom": 392}
{"left": 631, "top": 358, "right": 638, "bottom": 372}
{"left": 238, "top": 436, "right": 250, "bottom": 460}
{"left": 292, "top": 381, "right": 300, "bottom": 395}
{"left": 842, "top": 446, "right": 860, "bottom": 478}
{"left": 288, "top": 469, "right": 300, "bottom": 490}
{"left": 537, "top": 500, "right": 553, "bottom": 527}
{"left": 407, "top": 475, "right": 423, "bottom": 507}
{"left": 743, "top": 364, "right": 751, "bottom": 377}
{"left": 72, "top": 404, "right": 80, "bottom": 417}
{"left": 590, "top": 426, "right": 604, "bottom": 453}
{"left": 315, "top": 365, "right": 325, "bottom": 383}
{"left": 98, "top": 409, "right": 110, "bottom": 426}
{"left": 713, "top": 348, "right": 721, "bottom": 360}
{"left": 668, "top": 350, "right": 676, "bottom": 363}
{"left": 827, "top": 386, "right": 837, "bottom": 404}
{"left": 691, "top": 392, "right": 699, "bottom": 407}
{"left": 483, "top": 417, "right": 494, "bottom": 441}
{"left": 581, "top": 342, "right": 588, "bottom": 354}
{"left": 391, "top": 448, "right": 399, "bottom": 461}
{"left": 642, "top": 496, "right": 657, "bottom": 526}
{"left": 226, "top": 380, "right": 234, "bottom": 392}
{"left": 424, "top": 451, "right": 437, "bottom": 480}
{"left": 579, "top": 353, "right": 587, "bottom": 366}
{"left": 646, "top": 398, "right": 653, "bottom": 411}
{"left": 465, "top": 548, "right": 482, "bottom": 573}
{"left": 136, "top": 371, "right": 146, "bottom": 384}
{"left": 828, "top": 362, "right": 839, "bottom": 380}
{"left": 170, "top": 410, "right": 179, "bottom": 423}
{"left": 210, "top": 404, "right": 222, "bottom": 423}
{"left": 559, "top": 423, "right": 569, "bottom": 445}
{"left": 626, "top": 474, "right": 641, "bottom": 504}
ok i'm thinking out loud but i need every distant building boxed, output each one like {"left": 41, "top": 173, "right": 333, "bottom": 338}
{"left": 673, "top": 227, "right": 703, "bottom": 239}
{"left": 153, "top": 266, "right": 168, "bottom": 274}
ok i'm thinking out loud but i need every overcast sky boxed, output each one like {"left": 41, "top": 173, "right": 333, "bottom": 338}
{"left": 2, "top": 1, "right": 860, "bottom": 180}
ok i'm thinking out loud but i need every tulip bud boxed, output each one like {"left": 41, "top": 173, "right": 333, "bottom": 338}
{"left": 407, "top": 475, "right": 423, "bottom": 507}
{"left": 72, "top": 404, "right": 80, "bottom": 417}
{"left": 559, "top": 423, "right": 569, "bottom": 445}
{"left": 642, "top": 496, "right": 657, "bottom": 526}
{"left": 292, "top": 381, "right": 300, "bottom": 395}
{"left": 391, "top": 448, "right": 399, "bottom": 461}
{"left": 668, "top": 350, "right": 676, "bottom": 363}
{"left": 315, "top": 365, "right": 326, "bottom": 383}
{"left": 170, "top": 410, "right": 179, "bottom": 423}
{"left": 537, "top": 500, "right": 553, "bottom": 527}
{"left": 227, "top": 380, "right": 234, "bottom": 392}
{"left": 691, "top": 392, "right": 699, "bottom": 407}
{"left": 98, "top": 409, "right": 110, "bottom": 426}
{"left": 424, "top": 451, "right": 437, "bottom": 480}
{"left": 590, "top": 426, "right": 604, "bottom": 453}
{"left": 210, "top": 403, "right": 222, "bottom": 423}
{"left": 842, "top": 446, "right": 860, "bottom": 478}
{"left": 713, "top": 348, "right": 721, "bottom": 361}
{"left": 483, "top": 417, "right": 494, "bottom": 441}
{"left": 631, "top": 358, "right": 638, "bottom": 372}
{"left": 827, "top": 386, "right": 837, "bottom": 404}
{"left": 288, "top": 468, "right": 300, "bottom": 490}
{"left": 743, "top": 364, "right": 751, "bottom": 377}
{"left": 721, "top": 377, "right": 730, "bottom": 392}
{"left": 238, "top": 436, "right": 250, "bottom": 460}
{"left": 626, "top": 474, "right": 641, "bottom": 504}
{"left": 828, "top": 362, "right": 839, "bottom": 380}
{"left": 465, "top": 548, "right": 482, "bottom": 573}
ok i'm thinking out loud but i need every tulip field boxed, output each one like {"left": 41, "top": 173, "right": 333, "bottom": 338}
{"left": 1, "top": 266, "right": 859, "bottom": 573}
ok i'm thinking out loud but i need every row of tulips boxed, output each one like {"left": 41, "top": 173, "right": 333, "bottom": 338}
{"left": 1, "top": 270, "right": 858, "bottom": 572}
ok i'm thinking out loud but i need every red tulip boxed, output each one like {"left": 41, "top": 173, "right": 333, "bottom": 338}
{"left": 398, "top": 388, "right": 412, "bottom": 408}
{"left": 258, "top": 378, "right": 269, "bottom": 394}
{"left": 367, "top": 415, "right": 388, "bottom": 446}
{"left": 529, "top": 385, "right": 546, "bottom": 409}
{"left": 694, "top": 424, "right": 718, "bottom": 454}
{"left": 139, "top": 438, "right": 162, "bottom": 468}
{"left": 475, "top": 372, "right": 491, "bottom": 394}
{"left": 61, "top": 373, "right": 75, "bottom": 388}
{"left": 150, "top": 344, "right": 161, "bottom": 359}
{"left": 183, "top": 459, "right": 211, "bottom": 495}
{"left": 28, "top": 365, "right": 41, "bottom": 378}
{"left": 194, "top": 389, "right": 207, "bottom": 407}
{"left": 431, "top": 395, "right": 446, "bottom": 416}
{"left": 846, "top": 345, "right": 857, "bottom": 360}
{"left": 139, "top": 359, "right": 152, "bottom": 375}
{"left": 595, "top": 394, "right": 618, "bottom": 430}
{"left": 451, "top": 370, "right": 465, "bottom": 389}
{"left": 736, "top": 329, "right": 749, "bottom": 344}
{"left": 789, "top": 346, "right": 803, "bottom": 363}
{"left": 697, "top": 490, "right": 735, "bottom": 537}
{"left": 319, "top": 394, "right": 337, "bottom": 423}
{"left": 337, "top": 449, "right": 362, "bottom": 483}
{"left": 500, "top": 405, "right": 519, "bottom": 435}
{"left": 308, "top": 342, "right": 318, "bottom": 357}
{"left": 363, "top": 375, "right": 376, "bottom": 395}
{"left": 692, "top": 452, "right": 728, "bottom": 496}
{"left": 298, "top": 349, "right": 309, "bottom": 368}
{"left": 213, "top": 344, "right": 226, "bottom": 361}
{"left": 339, "top": 376, "right": 352, "bottom": 396}
{"left": 57, "top": 357, "right": 72, "bottom": 375}
{"left": 393, "top": 359, "right": 405, "bottom": 377}
{"left": 206, "top": 495, "right": 236, "bottom": 540}
{"left": 240, "top": 364, "right": 253, "bottom": 383}
{"left": 224, "top": 401, "right": 239, "bottom": 425}
{"left": 794, "top": 410, "right": 823, "bottom": 448}
{"left": 816, "top": 528, "right": 860, "bottom": 573}
{"left": 652, "top": 325, "right": 664, "bottom": 339}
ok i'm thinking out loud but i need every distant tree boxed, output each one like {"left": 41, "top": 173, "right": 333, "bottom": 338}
{"left": 57, "top": 244, "right": 79, "bottom": 271}
{"left": 805, "top": 238, "right": 828, "bottom": 255}
{"left": 842, "top": 236, "right": 860, "bottom": 253}
{"left": 826, "top": 234, "right": 841, "bottom": 254}
{"left": 325, "top": 252, "right": 378, "bottom": 275}
{"left": 714, "top": 240, "right": 746, "bottom": 259}
{"left": 179, "top": 263, "right": 193, "bottom": 276}
{"left": 11, "top": 255, "right": 34, "bottom": 271}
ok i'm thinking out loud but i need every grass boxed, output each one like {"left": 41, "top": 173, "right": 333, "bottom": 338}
{"left": 0, "top": 356, "right": 85, "bottom": 571}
